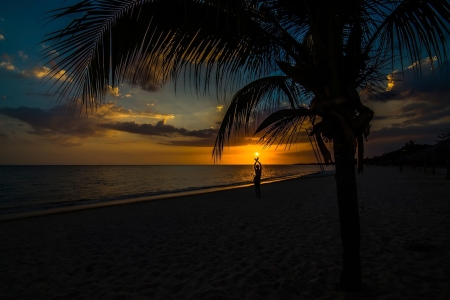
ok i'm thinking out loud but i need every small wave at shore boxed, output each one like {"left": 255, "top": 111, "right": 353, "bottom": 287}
{"left": 0, "top": 171, "right": 316, "bottom": 215}
{"left": 0, "top": 165, "right": 332, "bottom": 216}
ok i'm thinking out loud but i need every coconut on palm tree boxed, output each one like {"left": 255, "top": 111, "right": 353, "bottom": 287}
{"left": 42, "top": 0, "right": 450, "bottom": 292}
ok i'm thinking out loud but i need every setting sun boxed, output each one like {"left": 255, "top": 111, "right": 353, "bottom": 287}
{"left": 255, "top": 152, "right": 259, "bottom": 157}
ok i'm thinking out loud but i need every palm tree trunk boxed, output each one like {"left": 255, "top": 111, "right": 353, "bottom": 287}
{"left": 332, "top": 123, "right": 362, "bottom": 292}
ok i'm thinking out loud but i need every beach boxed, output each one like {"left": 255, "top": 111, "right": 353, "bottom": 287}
{"left": 0, "top": 166, "right": 449, "bottom": 299}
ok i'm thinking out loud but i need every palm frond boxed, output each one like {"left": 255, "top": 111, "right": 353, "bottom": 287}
{"left": 253, "top": 108, "right": 314, "bottom": 151}
{"left": 41, "top": 0, "right": 284, "bottom": 108}
{"left": 254, "top": 108, "right": 314, "bottom": 134}
{"left": 212, "top": 76, "right": 312, "bottom": 160}
{"left": 364, "top": 0, "right": 450, "bottom": 71}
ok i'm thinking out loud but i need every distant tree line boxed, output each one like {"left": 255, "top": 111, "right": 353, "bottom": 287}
{"left": 364, "top": 140, "right": 433, "bottom": 165}
{"left": 436, "top": 128, "right": 450, "bottom": 143}
{"left": 364, "top": 128, "right": 450, "bottom": 179}
{"left": 365, "top": 128, "right": 450, "bottom": 165}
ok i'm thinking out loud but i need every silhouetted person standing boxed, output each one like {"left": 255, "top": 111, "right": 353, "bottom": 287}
{"left": 254, "top": 158, "right": 262, "bottom": 198}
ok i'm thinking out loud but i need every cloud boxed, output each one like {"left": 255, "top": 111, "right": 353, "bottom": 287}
{"left": 365, "top": 58, "right": 450, "bottom": 128}
{"left": 98, "top": 119, "right": 222, "bottom": 140}
{"left": 18, "top": 51, "right": 28, "bottom": 61}
{"left": 159, "top": 135, "right": 253, "bottom": 147}
{"left": 95, "top": 102, "right": 174, "bottom": 120}
{"left": 0, "top": 58, "right": 71, "bottom": 83}
{"left": 276, "top": 148, "right": 318, "bottom": 158}
{"left": 386, "top": 73, "right": 395, "bottom": 91}
{"left": 0, "top": 103, "right": 220, "bottom": 147}
{"left": 0, "top": 51, "right": 161, "bottom": 96}
{"left": 380, "top": 59, "right": 450, "bottom": 101}
{"left": 31, "top": 66, "right": 70, "bottom": 82}
{"left": 0, "top": 34, "right": 4, "bottom": 40}
{"left": 107, "top": 86, "right": 120, "bottom": 97}
{"left": 406, "top": 56, "right": 437, "bottom": 70}
{"left": 0, "top": 61, "right": 15, "bottom": 71}
{"left": 0, "top": 106, "right": 106, "bottom": 142}
{"left": 370, "top": 122, "right": 450, "bottom": 142}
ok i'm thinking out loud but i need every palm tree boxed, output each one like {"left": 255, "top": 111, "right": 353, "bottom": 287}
{"left": 42, "top": 0, "right": 450, "bottom": 292}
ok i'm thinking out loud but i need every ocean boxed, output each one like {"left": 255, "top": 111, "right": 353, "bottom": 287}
{"left": 0, "top": 165, "right": 332, "bottom": 215}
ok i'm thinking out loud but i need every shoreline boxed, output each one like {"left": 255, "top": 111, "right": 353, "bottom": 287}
{"left": 0, "top": 170, "right": 335, "bottom": 222}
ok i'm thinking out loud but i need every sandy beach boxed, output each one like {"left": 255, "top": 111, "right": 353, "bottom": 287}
{"left": 0, "top": 166, "right": 449, "bottom": 299}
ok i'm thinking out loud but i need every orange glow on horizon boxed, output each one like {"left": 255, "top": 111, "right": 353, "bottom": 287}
{"left": 217, "top": 143, "right": 316, "bottom": 165}
{"left": 0, "top": 122, "right": 318, "bottom": 164}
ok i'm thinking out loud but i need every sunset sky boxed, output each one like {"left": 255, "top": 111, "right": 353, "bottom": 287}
{"left": 1, "top": 0, "right": 449, "bottom": 165}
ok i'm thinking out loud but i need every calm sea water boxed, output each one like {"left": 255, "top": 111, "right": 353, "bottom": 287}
{"left": 0, "top": 165, "right": 331, "bottom": 214}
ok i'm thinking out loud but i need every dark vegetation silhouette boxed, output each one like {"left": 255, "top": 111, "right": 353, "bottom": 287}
{"left": 365, "top": 131, "right": 450, "bottom": 179}
{"left": 437, "top": 128, "right": 450, "bottom": 143}
{"left": 365, "top": 140, "right": 433, "bottom": 165}
{"left": 42, "top": 0, "right": 450, "bottom": 292}
{"left": 436, "top": 128, "right": 450, "bottom": 178}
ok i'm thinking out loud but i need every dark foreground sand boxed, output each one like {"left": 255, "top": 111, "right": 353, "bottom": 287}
{"left": 0, "top": 166, "right": 449, "bottom": 299}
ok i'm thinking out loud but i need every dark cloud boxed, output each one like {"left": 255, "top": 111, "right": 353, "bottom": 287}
{"left": 369, "top": 122, "right": 450, "bottom": 144}
{"left": 389, "top": 72, "right": 450, "bottom": 101}
{"left": 158, "top": 138, "right": 217, "bottom": 147}
{"left": 386, "top": 93, "right": 450, "bottom": 126}
{"left": 402, "top": 112, "right": 417, "bottom": 119}
{"left": 274, "top": 148, "right": 319, "bottom": 158}
{"left": 99, "top": 120, "right": 246, "bottom": 147}
{"left": 401, "top": 100, "right": 449, "bottom": 114}
{"left": 372, "top": 115, "right": 391, "bottom": 121}
{"left": 0, "top": 133, "right": 7, "bottom": 138}
{"left": 399, "top": 109, "right": 450, "bottom": 126}
{"left": 159, "top": 136, "right": 253, "bottom": 147}
{"left": 0, "top": 104, "right": 226, "bottom": 147}
{"left": 373, "top": 113, "right": 416, "bottom": 121}
{"left": 98, "top": 120, "right": 217, "bottom": 138}
{"left": 0, "top": 106, "right": 105, "bottom": 139}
